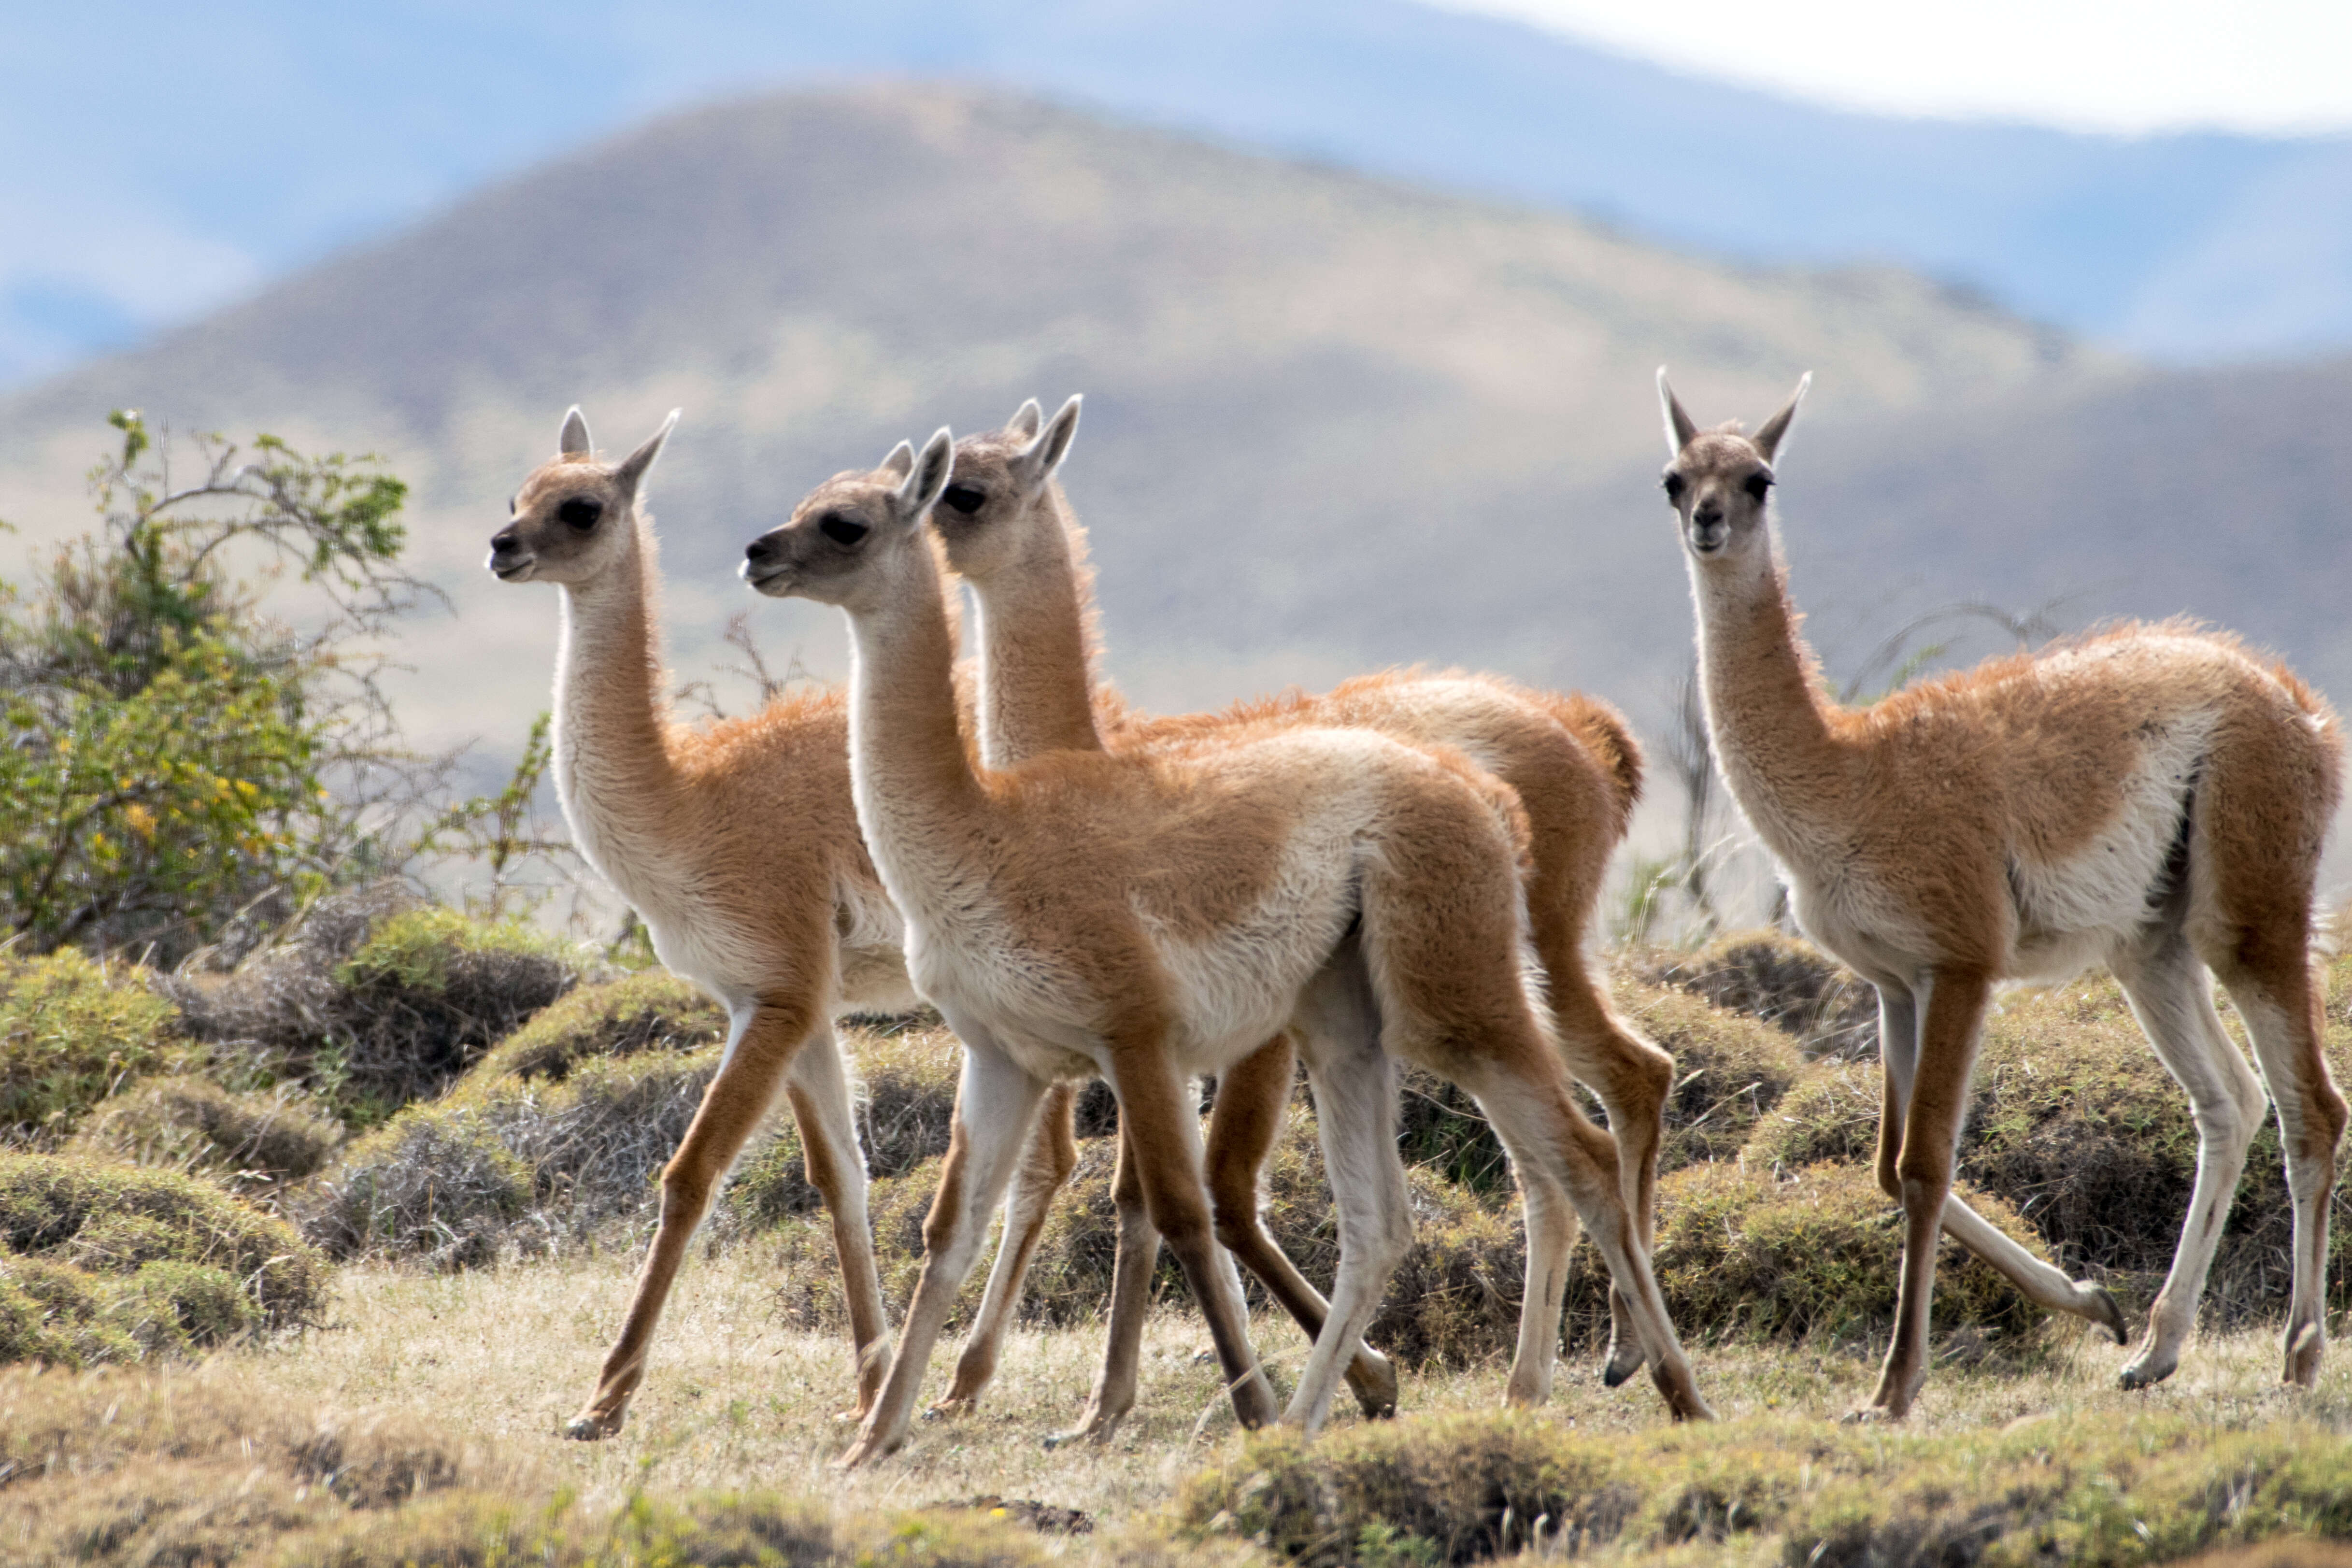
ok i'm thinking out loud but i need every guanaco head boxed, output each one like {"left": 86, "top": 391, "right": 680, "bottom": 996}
{"left": 1655, "top": 371, "right": 1807, "bottom": 564}
{"left": 931, "top": 395, "right": 1083, "bottom": 583}
{"left": 487, "top": 407, "right": 678, "bottom": 586}
{"left": 741, "top": 429, "right": 956, "bottom": 612}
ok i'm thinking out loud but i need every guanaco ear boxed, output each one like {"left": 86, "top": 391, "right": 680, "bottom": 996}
{"left": 894, "top": 427, "right": 955, "bottom": 519}
{"left": 1752, "top": 372, "right": 1811, "bottom": 463}
{"left": 881, "top": 441, "right": 916, "bottom": 480}
{"left": 1657, "top": 369, "right": 1699, "bottom": 457}
{"left": 613, "top": 409, "right": 680, "bottom": 492}
{"left": 1013, "top": 394, "right": 1082, "bottom": 492}
{"left": 1007, "top": 399, "right": 1043, "bottom": 440}
{"left": 559, "top": 406, "right": 593, "bottom": 459}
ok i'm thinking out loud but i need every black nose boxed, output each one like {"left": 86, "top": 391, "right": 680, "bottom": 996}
{"left": 745, "top": 537, "right": 779, "bottom": 565}
{"left": 490, "top": 528, "right": 518, "bottom": 553}
{"left": 1694, "top": 502, "right": 1724, "bottom": 527}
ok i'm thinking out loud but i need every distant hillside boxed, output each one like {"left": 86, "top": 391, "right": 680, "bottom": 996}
{"left": 10, "top": 0, "right": 2352, "bottom": 385}
{"left": 0, "top": 84, "right": 2098, "bottom": 783}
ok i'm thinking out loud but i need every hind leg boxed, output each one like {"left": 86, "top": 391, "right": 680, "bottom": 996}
{"left": 2110, "top": 928, "right": 2268, "bottom": 1389}
{"left": 2215, "top": 941, "right": 2348, "bottom": 1388}
{"left": 1548, "top": 976, "right": 1674, "bottom": 1387}
{"left": 1207, "top": 1034, "right": 1400, "bottom": 1418}
{"left": 1470, "top": 1054, "right": 1711, "bottom": 1421}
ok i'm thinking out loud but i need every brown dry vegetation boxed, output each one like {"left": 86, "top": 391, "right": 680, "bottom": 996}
{"left": 10, "top": 910, "right": 2352, "bottom": 1564}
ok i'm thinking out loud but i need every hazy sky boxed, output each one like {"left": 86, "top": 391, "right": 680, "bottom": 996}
{"left": 1443, "top": 0, "right": 2352, "bottom": 133}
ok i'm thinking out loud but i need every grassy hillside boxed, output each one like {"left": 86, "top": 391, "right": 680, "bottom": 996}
{"left": 0, "top": 84, "right": 2096, "bottom": 786}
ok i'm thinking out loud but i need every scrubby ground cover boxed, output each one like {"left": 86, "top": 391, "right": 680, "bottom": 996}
{"left": 11, "top": 912, "right": 2352, "bottom": 1564}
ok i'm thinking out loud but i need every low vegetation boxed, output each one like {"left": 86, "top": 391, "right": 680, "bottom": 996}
{"left": 1177, "top": 1406, "right": 2352, "bottom": 1566}
{"left": 0, "top": 949, "right": 180, "bottom": 1142}
{"left": 0, "top": 1151, "right": 327, "bottom": 1368}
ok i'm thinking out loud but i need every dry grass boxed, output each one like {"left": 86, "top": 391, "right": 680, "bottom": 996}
{"left": 13, "top": 1239, "right": 2340, "bottom": 1567}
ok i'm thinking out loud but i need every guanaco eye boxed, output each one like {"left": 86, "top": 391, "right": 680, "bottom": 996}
{"left": 940, "top": 484, "right": 986, "bottom": 515}
{"left": 558, "top": 497, "right": 603, "bottom": 530}
{"left": 1744, "top": 471, "right": 1774, "bottom": 501}
{"left": 819, "top": 513, "right": 869, "bottom": 546}
{"left": 507, "top": 495, "right": 517, "bottom": 516}
{"left": 1661, "top": 472, "right": 1686, "bottom": 502}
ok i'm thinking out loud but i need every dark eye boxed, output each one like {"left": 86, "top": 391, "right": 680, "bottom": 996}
{"left": 558, "top": 497, "right": 603, "bottom": 530}
{"left": 1661, "top": 472, "right": 1686, "bottom": 502}
{"left": 507, "top": 495, "right": 517, "bottom": 516}
{"left": 940, "top": 484, "right": 985, "bottom": 515}
{"left": 1744, "top": 471, "right": 1773, "bottom": 501}
{"left": 819, "top": 513, "right": 869, "bottom": 546}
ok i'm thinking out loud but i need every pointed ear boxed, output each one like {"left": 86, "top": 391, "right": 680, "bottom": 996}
{"left": 895, "top": 427, "right": 955, "bottom": 519}
{"left": 1007, "top": 399, "right": 1043, "bottom": 440}
{"left": 1657, "top": 369, "right": 1699, "bottom": 457}
{"left": 1752, "top": 372, "right": 1811, "bottom": 463}
{"left": 881, "top": 441, "right": 916, "bottom": 480}
{"left": 613, "top": 409, "right": 680, "bottom": 492}
{"left": 559, "top": 406, "right": 593, "bottom": 459}
{"left": 1014, "top": 394, "right": 1082, "bottom": 491}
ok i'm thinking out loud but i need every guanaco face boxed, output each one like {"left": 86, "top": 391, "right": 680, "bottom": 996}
{"left": 741, "top": 431, "right": 955, "bottom": 611}
{"left": 1657, "top": 372, "right": 1806, "bottom": 564}
{"left": 487, "top": 407, "right": 676, "bottom": 586}
{"left": 931, "top": 396, "right": 1083, "bottom": 583}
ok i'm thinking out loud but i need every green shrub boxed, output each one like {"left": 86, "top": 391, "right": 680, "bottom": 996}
{"left": 1617, "top": 980, "right": 1805, "bottom": 1170}
{"left": 1176, "top": 1409, "right": 2352, "bottom": 1568}
{"left": 166, "top": 883, "right": 582, "bottom": 1127}
{"left": 0, "top": 1256, "right": 141, "bottom": 1367}
{"left": 1638, "top": 927, "right": 1879, "bottom": 1058}
{"left": 464, "top": 970, "right": 726, "bottom": 1086}
{"left": 295, "top": 1096, "right": 545, "bottom": 1269}
{"left": 0, "top": 1151, "right": 328, "bottom": 1338}
{"left": 1392, "top": 980, "right": 1805, "bottom": 1200}
{"left": 1565, "top": 1160, "right": 2041, "bottom": 1348}
{"left": 1749, "top": 974, "right": 2352, "bottom": 1321}
{"left": 0, "top": 949, "right": 179, "bottom": 1141}
{"left": 67, "top": 1073, "right": 342, "bottom": 1184}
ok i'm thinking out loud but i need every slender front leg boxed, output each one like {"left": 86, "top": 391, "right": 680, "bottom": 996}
{"left": 1857, "top": 967, "right": 1990, "bottom": 1422}
{"left": 783, "top": 1024, "right": 889, "bottom": 1416}
{"left": 936, "top": 1083, "right": 1081, "bottom": 1414}
{"left": 1108, "top": 1041, "right": 1280, "bottom": 1431}
{"left": 568, "top": 993, "right": 822, "bottom": 1439}
{"left": 1205, "top": 1034, "right": 1399, "bottom": 1417}
{"left": 840, "top": 1028, "right": 1050, "bottom": 1468}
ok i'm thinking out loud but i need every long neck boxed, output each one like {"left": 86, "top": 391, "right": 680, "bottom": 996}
{"left": 970, "top": 483, "right": 1105, "bottom": 766}
{"left": 1688, "top": 540, "right": 1847, "bottom": 841}
{"left": 552, "top": 519, "right": 679, "bottom": 854}
{"left": 844, "top": 540, "right": 987, "bottom": 909}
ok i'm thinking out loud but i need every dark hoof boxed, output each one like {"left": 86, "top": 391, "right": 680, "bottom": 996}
{"left": 1601, "top": 1346, "right": 1645, "bottom": 1389}
{"left": 564, "top": 1412, "right": 621, "bottom": 1441}
{"left": 2088, "top": 1285, "right": 2129, "bottom": 1345}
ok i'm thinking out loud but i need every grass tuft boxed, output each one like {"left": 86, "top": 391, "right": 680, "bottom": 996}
{"left": 0, "top": 949, "right": 179, "bottom": 1143}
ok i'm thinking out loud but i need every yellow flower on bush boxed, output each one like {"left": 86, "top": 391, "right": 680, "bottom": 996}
{"left": 122, "top": 803, "right": 157, "bottom": 842}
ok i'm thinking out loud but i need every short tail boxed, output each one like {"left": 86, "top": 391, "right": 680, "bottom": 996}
{"left": 1543, "top": 693, "right": 1644, "bottom": 842}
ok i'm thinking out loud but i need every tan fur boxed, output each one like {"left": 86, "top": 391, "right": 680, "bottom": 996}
{"left": 1657, "top": 372, "right": 2348, "bottom": 1418}
{"left": 746, "top": 428, "right": 1711, "bottom": 1468}
{"left": 929, "top": 404, "right": 1675, "bottom": 1429}
{"left": 487, "top": 408, "right": 1048, "bottom": 1440}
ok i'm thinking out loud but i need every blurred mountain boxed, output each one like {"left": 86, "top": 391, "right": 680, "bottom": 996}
{"left": 0, "top": 84, "right": 2110, "bottom": 767}
{"left": 5, "top": 0, "right": 2350, "bottom": 385}
{"left": 7, "top": 80, "right": 2348, "bottom": 914}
